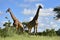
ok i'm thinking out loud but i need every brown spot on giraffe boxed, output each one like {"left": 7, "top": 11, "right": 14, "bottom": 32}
{"left": 27, "top": 5, "right": 42, "bottom": 35}
{"left": 6, "top": 8, "right": 24, "bottom": 32}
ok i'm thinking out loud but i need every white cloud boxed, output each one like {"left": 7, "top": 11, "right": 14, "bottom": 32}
{"left": 51, "top": 24, "right": 58, "bottom": 29}
{"left": 39, "top": 8, "right": 54, "bottom": 16}
{"left": 15, "top": 3, "right": 30, "bottom": 8}
{"left": 39, "top": 23, "right": 45, "bottom": 27}
{"left": 1, "top": 21, "right": 8, "bottom": 24}
{"left": 50, "top": 22, "right": 54, "bottom": 25}
{"left": 22, "top": 8, "right": 36, "bottom": 15}
{"left": 9, "top": 0, "right": 30, "bottom": 8}
{"left": 23, "top": 8, "right": 54, "bottom": 16}
{"left": 29, "top": 17, "right": 33, "bottom": 21}
{"left": 22, "top": 3, "right": 54, "bottom": 17}
{"left": 0, "top": 11, "right": 3, "bottom": 15}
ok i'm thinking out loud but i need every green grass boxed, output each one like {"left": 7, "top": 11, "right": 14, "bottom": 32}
{"left": 0, "top": 34, "right": 60, "bottom": 40}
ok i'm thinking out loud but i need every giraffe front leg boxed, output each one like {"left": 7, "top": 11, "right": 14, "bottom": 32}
{"left": 35, "top": 24, "right": 38, "bottom": 35}
{"left": 28, "top": 28, "right": 30, "bottom": 34}
{"left": 28, "top": 29, "right": 29, "bottom": 35}
{"left": 28, "top": 28, "right": 31, "bottom": 35}
{"left": 30, "top": 28, "right": 31, "bottom": 35}
{"left": 16, "top": 25, "right": 18, "bottom": 33}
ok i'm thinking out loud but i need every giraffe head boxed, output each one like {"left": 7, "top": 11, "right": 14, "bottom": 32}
{"left": 6, "top": 8, "right": 11, "bottom": 13}
{"left": 38, "top": 5, "right": 42, "bottom": 9}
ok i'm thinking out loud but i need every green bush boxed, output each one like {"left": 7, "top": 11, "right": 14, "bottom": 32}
{"left": 46, "top": 29, "right": 57, "bottom": 36}
{"left": 0, "top": 21, "right": 15, "bottom": 37}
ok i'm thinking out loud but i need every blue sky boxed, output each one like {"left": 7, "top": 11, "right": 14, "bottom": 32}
{"left": 0, "top": 0, "right": 60, "bottom": 32}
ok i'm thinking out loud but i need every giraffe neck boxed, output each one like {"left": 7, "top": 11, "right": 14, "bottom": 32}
{"left": 9, "top": 11, "right": 17, "bottom": 21}
{"left": 32, "top": 7, "right": 40, "bottom": 21}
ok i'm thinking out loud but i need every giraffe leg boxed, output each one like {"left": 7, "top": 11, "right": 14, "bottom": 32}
{"left": 28, "top": 24, "right": 31, "bottom": 34}
{"left": 20, "top": 27, "right": 24, "bottom": 33}
{"left": 16, "top": 26, "right": 18, "bottom": 31}
{"left": 16, "top": 24, "right": 18, "bottom": 33}
{"left": 28, "top": 28, "right": 31, "bottom": 35}
{"left": 28, "top": 28, "right": 30, "bottom": 34}
{"left": 28, "top": 27, "right": 29, "bottom": 34}
{"left": 34, "top": 26, "right": 35, "bottom": 35}
{"left": 36, "top": 26, "right": 37, "bottom": 35}
{"left": 30, "top": 28, "right": 31, "bottom": 34}
{"left": 35, "top": 24, "right": 38, "bottom": 35}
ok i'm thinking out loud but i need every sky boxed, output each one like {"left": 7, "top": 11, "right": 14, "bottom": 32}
{"left": 0, "top": 0, "right": 60, "bottom": 32}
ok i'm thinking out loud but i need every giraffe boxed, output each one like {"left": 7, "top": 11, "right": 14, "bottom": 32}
{"left": 6, "top": 8, "right": 24, "bottom": 32}
{"left": 27, "top": 5, "right": 42, "bottom": 35}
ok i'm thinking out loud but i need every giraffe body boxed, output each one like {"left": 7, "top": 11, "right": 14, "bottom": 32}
{"left": 27, "top": 5, "right": 42, "bottom": 34}
{"left": 6, "top": 8, "right": 24, "bottom": 32}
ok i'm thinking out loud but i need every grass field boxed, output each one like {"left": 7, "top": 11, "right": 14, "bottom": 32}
{"left": 0, "top": 33, "right": 60, "bottom": 40}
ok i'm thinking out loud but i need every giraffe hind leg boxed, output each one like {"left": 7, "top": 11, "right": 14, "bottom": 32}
{"left": 34, "top": 26, "right": 36, "bottom": 35}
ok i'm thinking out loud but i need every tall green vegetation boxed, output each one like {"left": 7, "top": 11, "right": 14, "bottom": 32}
{"left": 0, "top": 21, "right": 60, "bottom": 38}
{"left": 41, "top": 29, "right": 56, "bottom": 36}
{"left": 0, "top": 20, "right": 14, "bottom": 37}
{"left": 46, "top": 29, "right": 56, "bottom": 36}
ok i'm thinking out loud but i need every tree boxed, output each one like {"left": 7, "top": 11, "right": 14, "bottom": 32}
{"left": 3, "top": 20, "right": 11, "bottom": 27}
{"left": 49, "top": 29, "right": 56, "bottom": 36}
{"left": 22, "top": 22, "right": 28, "bottom": 33}
{"left": 53, "top": 6, "right": 60, "bottom": 20}
{"left": 56, "top": 29, "right": 60, "bottom": 36}
{"left": 22, "top": 22, "right": 28, "bottom": 28}
{"left": 53, "top": 6, "right": 60, "bottom": 36}
{"left": 0, "top": 19, "right": 14, "bottom": 37}
{"left": 45, "top": 29, "right": 56, "bottom": 36}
